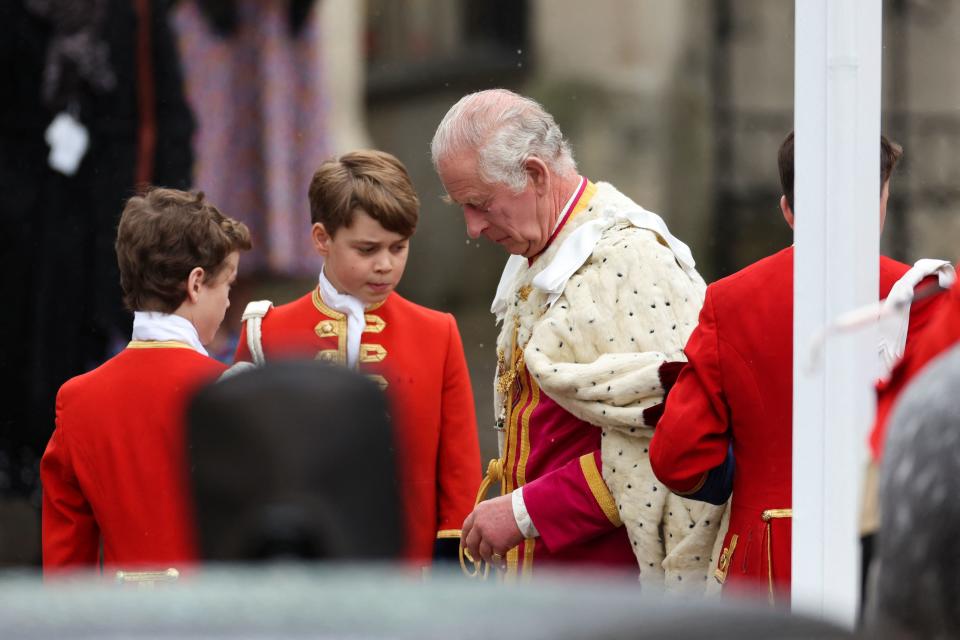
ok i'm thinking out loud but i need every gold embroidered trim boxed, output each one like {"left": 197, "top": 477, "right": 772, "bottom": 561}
{"left": 517, "top": 371, "right": 538, "bottom": 576}
{"left": 126, "top": 340, "right": 195, "bottom": 350}
{"left": 761, "top": 509, "right": 793, "bottom": 521}
{"left": 518, "top": 285, "right": 533, "bottom": 301}
{"left": 496, "top": 341, "right": 524, "bottom": 396}
{"left": 522, "top": 538, "right": 534, "bottom": 579}
{"left": 312, "top": 287, "right": 345, "bottom": 319}
{"left": 360, "top": 344, "right": 387, "bottom": 363}
{"left": 115, "top": 568, "right": 179, "bottom": 584}
{"left": 315, "top": 349, "right": 340, "bottom": 364}
{"left": 315, "top": 320, "right": 339, "bottom": 338}
{"left": 579, "top": 453, "right": 622, "bottom": 527}
{"left": 311, "top": 288, "right": 347, "bottom": 362}
{"left": 761, "top": 508, "right": 792, "bottom": 605}
{"left": 436, "top": 529, "right": 461, "bottom": 539}
{"left": 367, "top": 374, "right": 388, "bottom": 391}
{"left": 517, "top": 374, "right": 537, "bottom": 487}
{"left": 364, "top": 314, "right": 386, "bottom": 334}
{"left": 714, "top": 533, "right": 739, "bottom": 584}
{"left": 673, "top": 471, "right": 708, "bottom": 496}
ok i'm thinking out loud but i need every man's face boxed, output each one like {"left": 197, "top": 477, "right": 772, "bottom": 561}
{"left": 314, "top": 210, "right": 410, "bottom": 306}
{"left": 437, "top": 152, "right": 548, "bottom": 258}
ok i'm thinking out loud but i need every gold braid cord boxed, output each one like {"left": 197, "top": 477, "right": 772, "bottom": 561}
{"left": 761, "top": 508, "right": 792, "bottom": 605}
{"left": 459, "top": 458, "right": 504, "bottom": 579}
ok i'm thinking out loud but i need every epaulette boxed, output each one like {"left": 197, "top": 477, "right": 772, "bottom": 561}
{"left": 241, "top": 300, "right": 274, "bottom": 367}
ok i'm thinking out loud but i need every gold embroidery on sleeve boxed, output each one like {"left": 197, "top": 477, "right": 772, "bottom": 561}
{"left": 579, "top": 453, "right": 623, "bottom": 527}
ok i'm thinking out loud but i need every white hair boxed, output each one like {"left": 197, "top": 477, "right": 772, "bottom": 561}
{"left": 430, "top": 89, "right": 577, "bottom": 192}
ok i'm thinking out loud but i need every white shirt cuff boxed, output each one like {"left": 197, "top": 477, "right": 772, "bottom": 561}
{"left": 512, "top": 488, "right": 540, "bottom": 539}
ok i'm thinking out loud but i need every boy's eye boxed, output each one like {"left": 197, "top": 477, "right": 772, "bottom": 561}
{"left": 358, "top": 246, "right": 377, "bottom": 254}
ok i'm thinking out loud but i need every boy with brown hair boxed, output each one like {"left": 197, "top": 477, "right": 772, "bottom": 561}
{"left": 234, "top": 150, "right": 481, "bottom": 566}
{"left": 41, "top": 188, "right": 251, "bottom": 574}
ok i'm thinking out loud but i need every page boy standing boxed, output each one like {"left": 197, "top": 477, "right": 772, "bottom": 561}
{"left": 41, "top": 188, "right": 252, "bottom": 574}
{"left": 234, "top": 150, "right": 481, "bottom": 565}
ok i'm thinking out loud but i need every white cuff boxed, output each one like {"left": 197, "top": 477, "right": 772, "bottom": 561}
{"left": 512, "top": 488, "right": 540, "bottom": 539}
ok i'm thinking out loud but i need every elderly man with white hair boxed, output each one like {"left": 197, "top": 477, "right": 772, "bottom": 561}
{"left": 432, "top": 88, "right": 724, "bottom": 589}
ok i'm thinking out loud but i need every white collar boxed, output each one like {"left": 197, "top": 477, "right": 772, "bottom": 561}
{"left": 318, "top": 266, "right": 367, "bottom": 369}
{"left": 131, "top": 311, "right": 208, "bottom": 355}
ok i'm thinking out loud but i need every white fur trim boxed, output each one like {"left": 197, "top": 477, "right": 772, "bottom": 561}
{"left": 533, "top": 203, "right": 696, "bottom": 309}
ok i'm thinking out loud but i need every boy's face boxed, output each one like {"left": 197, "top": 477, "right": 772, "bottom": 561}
{"left": 195, "top": 251, "right": 239, "bottom": 345}
{"left": 313, "top": 209, "right": 410, "bottom": 306}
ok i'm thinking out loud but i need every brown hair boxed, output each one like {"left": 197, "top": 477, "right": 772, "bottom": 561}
{"left": 308, "top": 150, "right": 419, "bottom": 238}
{"left": 116, "top": 188, "right": 252, "bottom": 313}
{"left": 777, "top": 131, "right": 903, "bottom": 211}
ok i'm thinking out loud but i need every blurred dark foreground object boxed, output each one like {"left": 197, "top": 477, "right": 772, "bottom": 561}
{"left": 0, "top": 566, "right": 853, "bottom": 639}
{"left": 867, "top": 342, "right": 960, "bottom": 639}
{"left": 187, "top": 360, "right": 402, "bottom": 562}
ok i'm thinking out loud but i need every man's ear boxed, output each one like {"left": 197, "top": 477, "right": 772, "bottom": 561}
{"left": 524, "top": 157, "right": 550, "bottom": 194}
{"left": 312, "top": 223, "right": 332, "bottom": 257}
{"left": 186, "top": 267, "right": 205, "bottom": 304}
{"left": 780, "top": 195, "right": 795, "bottom": 230}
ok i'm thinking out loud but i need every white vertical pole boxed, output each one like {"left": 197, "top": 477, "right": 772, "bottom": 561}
{"left": 792, "top": 0, "right": 882, "bottom": 627}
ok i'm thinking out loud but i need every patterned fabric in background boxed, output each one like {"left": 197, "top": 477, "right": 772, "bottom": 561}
{"left": 172, "top": 0, "right": 329, "bottom": 275}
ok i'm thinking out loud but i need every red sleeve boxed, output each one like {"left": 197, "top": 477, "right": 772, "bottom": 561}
{"left": 522, "top": 450, "right": 621, "bottom": 552}
{"left": 233, "top": 319, "right": 252, "bottom": 364}
{"left": 435, "top": 315, "right": 482, "bottom": 535}
{"left": 649, "top": 287, "right": 732, "bottom": 493}
{"left": 40, "top": 404, "right": 99, "bottom": 572}
{"left": 906, "top": 274, "right": 945, "bottom": 341}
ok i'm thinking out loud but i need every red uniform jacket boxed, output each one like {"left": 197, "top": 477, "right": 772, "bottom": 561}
{"left": 41, "top": 342, "right": 225, "bottom": 574}
{"left": 234, "top": 289, "right": 481, "bottom": 563}
{"left": 649, "top": 247, "right": 932, "bottom": 601}
{"left": 871, "top": 278, "right": 959, "bottom": 460}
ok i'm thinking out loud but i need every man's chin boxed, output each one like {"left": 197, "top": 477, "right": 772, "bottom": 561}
{"left": 498, "top": 240, "right": 530, "bottom": 256}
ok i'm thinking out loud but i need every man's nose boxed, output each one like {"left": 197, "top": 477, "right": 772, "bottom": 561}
{"left": 463, "top": 208, "right": 487, "bottom": 239}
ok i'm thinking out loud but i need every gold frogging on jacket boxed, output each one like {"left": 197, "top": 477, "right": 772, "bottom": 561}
{"left": 714, "top": 534, "right": 738, "bottom": 584}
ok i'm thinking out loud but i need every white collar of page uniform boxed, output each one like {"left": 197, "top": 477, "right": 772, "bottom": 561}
{"left": 317, "top": 264, "right": 367, "bottom": 369}
{"left": 131, "top": 311, "right": 208, "bottom": 355}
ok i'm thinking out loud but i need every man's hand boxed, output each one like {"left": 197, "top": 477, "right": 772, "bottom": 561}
{"left": 461, "top": 493, "right": 524, "bottom": 570}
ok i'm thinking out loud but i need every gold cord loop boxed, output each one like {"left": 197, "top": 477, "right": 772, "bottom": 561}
{"left": 459, "top": 457, "right": 505, "bottom": 578}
